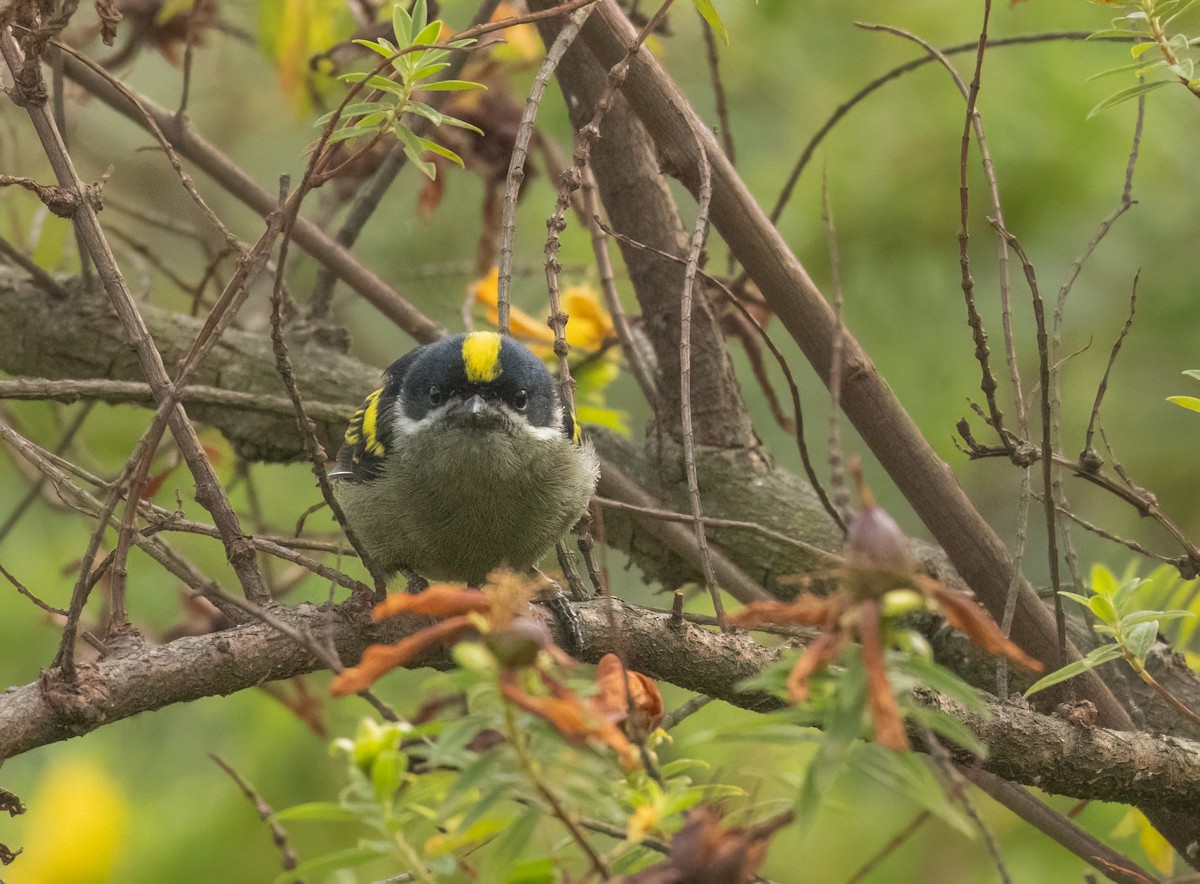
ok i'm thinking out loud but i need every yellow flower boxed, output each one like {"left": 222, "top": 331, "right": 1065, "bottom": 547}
{"left": 470, "top": 267, "right": 615, "bottom": 357}
{"left": 16, "top": 757, "right": 129, "bottom": 883}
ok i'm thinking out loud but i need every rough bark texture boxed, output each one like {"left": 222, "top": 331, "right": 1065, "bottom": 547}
{"left": 3, "top": 595, "right": 1200, "bottom": 816}
{"left": 0, "top": 270, "right": 375, "bottom": 462}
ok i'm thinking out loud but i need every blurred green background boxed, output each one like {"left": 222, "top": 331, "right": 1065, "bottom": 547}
{"left": 2, "top": 0, "right": 1196, "bottom": 880}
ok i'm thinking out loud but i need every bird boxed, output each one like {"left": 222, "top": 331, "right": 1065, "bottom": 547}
{"left": 330, "top": 330, "right": 600, "bottom": 602}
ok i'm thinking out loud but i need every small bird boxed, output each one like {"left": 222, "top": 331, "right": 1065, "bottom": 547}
{"left": 330, "top": 331, "right": 600, "bottom": 593}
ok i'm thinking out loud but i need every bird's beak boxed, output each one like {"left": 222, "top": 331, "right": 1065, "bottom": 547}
{"left": 465, "top": 394, "right": 488, "bottom": 416}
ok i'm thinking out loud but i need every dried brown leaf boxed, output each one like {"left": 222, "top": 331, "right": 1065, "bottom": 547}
{"left": 372, "top": 585, "right": 490, "bottom": 620}
{"left": 332, "top": 616, "right": 475, "bottom": 696}
{"left": 593, "top": 653, "right": 665, "bottom": 735}
{"left": 727, "top": 594, "right": 839, "bottom": 629}
{"left": 786, "top": 631, "right": 844, "bottom": 703}
{"left": 926, "top": 581, "right": 1044, "bottom": 673}
{"left": 500, "top": 670, "right": 638, "bottom": 769}
{"left": 858, "top": 599, "right": 910, "bottom": 751}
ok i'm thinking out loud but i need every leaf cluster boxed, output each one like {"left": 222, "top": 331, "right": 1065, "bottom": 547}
{"left": 317, "top": 0, "right": 485, "bottom": 179}
{"left": 1025, "top": 563, "right": 1197, "bottom": 697}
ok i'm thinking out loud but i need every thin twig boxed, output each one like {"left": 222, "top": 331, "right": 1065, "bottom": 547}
{"left": 594, "top": 495, "right": 842, "bottom": 564}
{"left": 845, "top": 810, "right": 930, "bottom": 884}
{"left": 597, "top": 221, "right": 844, "bottom": 532}
{"left": 209, "top": 754, "right": 300, "bottom": 877}
{"left": 496, "top": 1, "right": 596, "bottom": 334}
{"left": 660, "top": 693, "right": 713, "bottom": 731}
{"left": 0, "top": 378, "right": 353, "bottom": 422}
{"left": 265, "top": 177, "right": 388, "bottom": 600}
{"left": 307, "top": 0, "right": 504, "bottom": 318}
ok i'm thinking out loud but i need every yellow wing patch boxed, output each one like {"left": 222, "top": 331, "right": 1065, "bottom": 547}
{"left": 462, "top": 331, "right": 503, "bottom": 383}
{"left": 345, "top": 388, "right": 386, "bottom": 457}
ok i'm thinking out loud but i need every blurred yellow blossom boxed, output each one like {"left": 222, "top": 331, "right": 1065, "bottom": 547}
{"left": 15, "top": 757, "right": 129, "bottom": 883}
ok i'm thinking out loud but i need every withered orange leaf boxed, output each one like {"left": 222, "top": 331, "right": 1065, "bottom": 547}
{"left": 593, "top": 653, "right": 665, "bottom": 734}
{"left": 925, "top": 581, "right": 1044, "bottom": 673}
{"left": 500, "top": 670, "right": 638, "bottom": 769}
{"left": 372, "top": 586, "right": 491, "bottom": 621}
{"left": 786, "top": 631, "right": 844, "bottom": 703}
{"left": 727, "top": 595, "right": 839, "bottom": 629}
{"left": 332, "top": 616, "right": 475, "bottom": 696}
{"left": 858, "top": 600, "right": 910, "bottom": 751}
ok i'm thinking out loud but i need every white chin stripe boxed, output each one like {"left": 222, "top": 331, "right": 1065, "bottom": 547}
{"left": 392, "top": 401, "right": 559, "bottom": 439}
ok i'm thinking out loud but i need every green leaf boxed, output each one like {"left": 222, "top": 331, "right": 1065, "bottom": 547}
{"left": 1059, "top": 591, "right": 1093, "bottom": 609}
{"left": 340, "top": 72, "right": 408, "bottom": 97}
{"left": 1120, "top": 609, "right": 1195, "bottom": 628}
{"left": 1087, "top": 79, "right": 1173, "bottom": 119}
{"left": 853, "top": 744, "right": 974, "bottom": 837}
{"left": 1090, "top": 564, "right": 1118, "bottom": 598}
{"left": 692, "top": 0, "right": 729, "bottom": 44}
{"left": 488, "top": 805, "right": 542, "bottom": 873}
{"left": 1088, "top": 593, "right": 1119, "bottom": 626}
{"left": 414, "top": 18, "right": 443, "bottom": 48}
{"left": 399, "top": 129, "right": 439, "bottom": 180}
{"left": 1125, "top": 621, "right": 1158, "bottom": 664}
{"left": 905, "top": 706, "right": 987, "bottom": 759}
{"left": 393, "top": 0, "right": 414, "bottom": 46}
{"left": 316, "top": 101, "right": 392, "bottom": 126}
{"left": 355, "top": 37, "right": 398, "bottom": 59}
{"left": 409, "top": 61, "right": 453, "bottom": 82}
{"left": 419, "top": 138, "right": 466, "bottom": 168}
{"left": 422, "top": 79, "right": 487, "bottom": 92}
{"left": 272, "top": 801, "right": 365, "bottom": 823}
{"left": 1024, "top": 643, "right": 1124, "bottom": 698}
{"left": 1182, "top": 369, "right": 1200, "bottom": 382}
{"left": 275, "top": 845, "right": 388, "bottom": 883}
{"left": 372, "top": 748, "right": 404, "bottom": 801}
{"left": 1131, "top": 41, "right": 1158, "bottom": 58}
{"left": 504, "top": 858, "right": 557, "bottom": 884}
{"left": 1167, "top": 395, "right": 1200, "bottom": 413}
{"left": 892, "top": 656, "right": 988, "bottom": 716}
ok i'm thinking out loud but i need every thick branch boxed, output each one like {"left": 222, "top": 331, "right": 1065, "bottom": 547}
{"left": 532, "top": 0, "right": 1123, "bottom": 727}
{"left": 2, "top": 595, "right": 1199, "bottom": 816}
{"left": 0, "top": 269, "right": 375, "bottom": 462}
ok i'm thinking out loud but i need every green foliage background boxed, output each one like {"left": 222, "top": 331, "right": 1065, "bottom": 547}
{"left": 2, "top": 0, "right": 1198, "bottom": 880}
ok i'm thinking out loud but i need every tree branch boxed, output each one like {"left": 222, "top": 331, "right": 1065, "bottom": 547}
{"left": 2, "top": 595, "right": 1199, "bottom": 817}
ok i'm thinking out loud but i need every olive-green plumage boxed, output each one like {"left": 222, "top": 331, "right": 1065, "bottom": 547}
{"left": 331, "top": 332, "right": 599, "bottom": 585}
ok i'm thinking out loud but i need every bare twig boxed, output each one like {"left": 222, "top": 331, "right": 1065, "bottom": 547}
{"left": 210, "top": 755, "right": 300, "bottom": 876}
{"left": 496, "top": 1, "right": 596, "bottom": 333}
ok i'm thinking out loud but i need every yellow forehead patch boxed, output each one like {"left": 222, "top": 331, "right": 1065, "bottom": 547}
{"left": 462, "top": 331, "right": 503, "bottom": 383}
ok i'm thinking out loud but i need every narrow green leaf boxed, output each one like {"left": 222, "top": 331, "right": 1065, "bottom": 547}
{"left": 1125, "top": 621, "right": 1158, "bottom": 664}
{"left": 421, "top": 79, "right": 487, "bottom": 92}
{"left": 1182, "top": 369, "right": 1200, "bottom": 382}
{"left": 409, "top": 62, "right": 452, "bottom": 82}
{"left": 354, "top": 37, "right": 398, "bottom": 59}
{"left": 272, "top": 801, "right": 364, "bottom": 823}
{"left": 1120, "top": 609, "right": 1195, "bottom": 628}
{"left": 414, "top": 19, "right": 442, "bottom": 48}
{"left": 1060, "top": 591, "right": 1094, "bottom": 609}
{"left": 1086, "top": 59, "right": 1161, "bottom": 82}
{"left": 275, "top": 845, "right": 387, "bottom": 884}
{"left": 893, "top": 656, "right": 988, "bottom": 716}
{"left": 419, "top": 138, "right": 465, "bottom": 167}
{"left": 437, "top": 115, "right": 485, "bottom": 135}
{"left": 692, "top": 0, "right": 729, "bottom": 44}
{"left": 1131, "top": 41, "right": 1158, "bottom": 58}
{"left": 1168, "top": 395, "right": 1200, "bottom": 413}
{"left": 905, "top": 706, "right": 987, "bottom": 759}
{"left": 488, "top": 805, "right": 542, "bottom": 873}
{"left": 1024, "top": 643, "right": 1123, "bottom": 698}
{"left": 1087, "top": 79, "right": 1173, "bottom": 119}
{"left": 393, "top": 0, "right": 414, "bottom": 46}
{"left": 1088, "top": 593, "right": 1119, "bottom": 625}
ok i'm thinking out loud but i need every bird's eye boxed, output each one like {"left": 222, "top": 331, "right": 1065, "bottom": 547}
{"left": 513, "top": 389, "right": 528, "bottom": 411}
{"left": 429, "top": 385, "right": 443, "bottom": 406}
